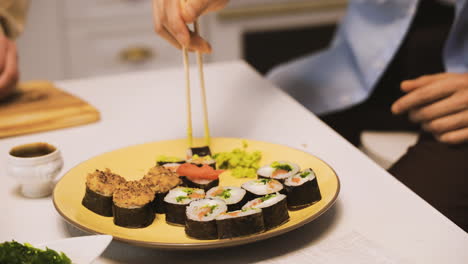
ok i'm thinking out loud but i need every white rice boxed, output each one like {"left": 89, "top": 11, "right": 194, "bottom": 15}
{"left": 186, "top": 199, "right": 227, "bottom": 221}
{"left": 242, "top": 194, "right": 286, "bottom": 209}
{"left": 284, "top": 168, "right": 316, "bottom": 187}
{"left": 164, "top": 187, "right": 205, "bottom": 205}
{"left": 206, "top": 186, "right": 246, "bottom": 205}
{"left": 257, "top": 161, "right": 300, "bottom": 180}
{"left": 241, "top": 179, "right": 283, "bottom": 195}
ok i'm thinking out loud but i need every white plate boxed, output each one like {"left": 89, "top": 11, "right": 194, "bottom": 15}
{"left": 37, "top": 235, "right": 112, "bottom": 264}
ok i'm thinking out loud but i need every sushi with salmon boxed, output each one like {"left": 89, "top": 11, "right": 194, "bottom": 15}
{"left": 82, "top": 169, "right": 126, "bottom": 217}
{"left": 216, "top": 208, "right": 265, "bottom": 239}
{"left": 284, "top": 168, "right": 321, "bottom": 209}
{"left": 177, "top": 163, "right": 223, "bottom": 191}
{"left": 257, "top": 161, "right": 300, "bottom": 182}
{"left": 206, "top": 186, "right": 249, "bottom": 211}
{"left": 164, "top": 187, "right": 205, "bottom": 226}
{"left": 242, "top": 193, "right": 289, "bottom": 230}
{"left": 112, "top": 181, "right": 156, "bottom": 228}
{"left": 241, "top": 178, "right": 284, "bottom": 200}
{"left": 185, "top": 199, "right": 227, "bottom": 240}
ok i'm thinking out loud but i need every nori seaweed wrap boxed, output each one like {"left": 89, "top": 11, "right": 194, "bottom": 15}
{"left": 112, "top": 181, "right": 156, "bottom": 228}
{"left": 187, "top": 146, "right": 212, "bottom": 158}
{"left": 164, "top": 187, "right": 205, "bottom": 226}
{"left": 82, "top": 169, "right": 126, "bottom": 217}
{"left": 242, "top": 193, "right": 289, "bottom": 230}
{"left": 180, "top": 176, "right": 219, "bottom": 192}
{"left": 216, "top": 208, "right": 265, "bottom": 239}
{"left": 185, "top": 199, "right": 227, "bottom": 240}
{"left": 284, "top": 168, "right": 321, "bottom": 210}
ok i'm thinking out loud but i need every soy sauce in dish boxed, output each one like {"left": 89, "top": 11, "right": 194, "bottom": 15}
{"left": 10, "top": 142, "right": 56, "bottom": 158}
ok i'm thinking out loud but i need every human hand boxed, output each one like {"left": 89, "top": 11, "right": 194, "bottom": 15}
{"left": 391, "top": 73, "right": 468, "bottom": 144}
{"left": 152, "top": 0, "right": 228, "bottom": 53}
{"left": 0, "top": 32, "right": 19, "bottom": 100}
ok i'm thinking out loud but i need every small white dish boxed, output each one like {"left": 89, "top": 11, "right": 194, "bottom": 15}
{"left": 37, "top": 235, "right": 113, "bottom": 264}
{"left": 6, "top": 142, "right": 63, "bottom": 198}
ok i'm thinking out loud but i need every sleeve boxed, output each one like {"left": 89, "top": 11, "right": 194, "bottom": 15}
{"left": 0, "top": 0, "right": 30, "bottom": 39}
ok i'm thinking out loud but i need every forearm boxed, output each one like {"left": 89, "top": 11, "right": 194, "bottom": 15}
{"left": 0, "top": 0, "right": 29, "bottom": 39}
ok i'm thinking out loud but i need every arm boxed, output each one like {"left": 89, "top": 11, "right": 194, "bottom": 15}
{"left": 392, "top": 73, "right": 468, "bottom": 144}
{"left": 152, "top": 0, "right": 228, "bottom": 53}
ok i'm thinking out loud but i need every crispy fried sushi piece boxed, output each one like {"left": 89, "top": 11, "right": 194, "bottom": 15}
{"left": 82, "top": 169, "right": 126, "bottom": 217}
{"left": 112, "top": 181, "right": 156, "bottom": 228}
{"left": 140, "top": 166, "right": 182, "bottom": 214}
{"left": 216, "top": 208, "right": 264, "bottom": 239}
{"left": 185, "top": 199, "right": 227, "bottom": 240}
{"left": 242, "top": 194, "right": 289, "bottom": 230}
{"left": 241, "top": 178, "right": 284, "bottom": 200}
{"left": 257, "top": 161, "right": 300, "bottom": 182}
{"left": 206, "top": 186, "right": 248, "bottom": 211}
{"left": 164, "top": 187, "right": 205, "bottom": 226}
{"left": 284, "top": 168, "right": 321, "bottom": 209}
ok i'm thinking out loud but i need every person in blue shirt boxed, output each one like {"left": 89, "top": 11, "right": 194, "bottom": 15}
{"left": 152, "top": 0, "right": 468, "bottom": 232}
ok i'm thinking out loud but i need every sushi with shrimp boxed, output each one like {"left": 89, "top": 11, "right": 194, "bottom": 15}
{"left": 241, "top": 178, "right": 284, "bottom": 200}
{"left": 164, "top": 187, "right": 205, "bottom": 226}
{"left": 242, "top": 193, "right": 289, "bottom": 230}
{"left": 216, "top": 208, "right": 265, "bottom": 239}
{"left": 112, "top": 181, "right": 156, "bottom": 228}
{"left": 185, "top": 199, "right": 227, "bottom": 239}
{"left": 257, "top": 161, "right": 300, "bottom": 182}
{"left": 206, "top": 186, "right": 249, "bottom": 211}
{"left": 284, "top": 168, "right": 321, "bottom": 209}
{"left": 82, "top": 169, "right": 126, "bottom": 217}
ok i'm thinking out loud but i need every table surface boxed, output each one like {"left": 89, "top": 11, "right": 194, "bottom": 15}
{"left": 1, "top": 61, "right": 467, "bottom": 263}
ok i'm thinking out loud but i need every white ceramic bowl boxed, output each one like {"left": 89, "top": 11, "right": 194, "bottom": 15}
{"left": 7, "top": 142, "right": 63, "bottom": 198}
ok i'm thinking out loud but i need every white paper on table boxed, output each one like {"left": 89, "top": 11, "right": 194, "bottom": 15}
{"left": 260, "top": 231, "right": 408, "bottom": 264}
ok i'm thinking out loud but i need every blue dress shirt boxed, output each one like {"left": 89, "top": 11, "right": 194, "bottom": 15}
{"left": 267, "top": 0, "right": 468, "bottom": 115}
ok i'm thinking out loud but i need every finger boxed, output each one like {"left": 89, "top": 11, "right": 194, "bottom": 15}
{"left": 400, "top": 73, "right": 450, "bottom": 92}
{"left": 187, "top": 31, "right": 212, "bottom": 53}
{"left": 166, "top": 0, "right": 190, "bottom": 47}
{"left": 181, "top": 0, "right": 209, "bottom": 23}
{"left": 408, "top": 92, "right": 468, "bottom": 122}
{"left": 0, "top": 33, "right": 8, "bottom": 73}
{"left": 392, "top": 78, "right": 456, "bottom": 114}
{"left": 422, "top": 109, "right": 468, "bottom": 134}
{"left": 159, "top": 26, "right": 183, "bottom": 50}
{"left": 203, "top": 0, "right": 229, "bottom": 13}
{"left": 0, "top": 40, "right": 18, "bottom": 94}
{"left": 438, "top": 126, "right": 468, "bottom": 144}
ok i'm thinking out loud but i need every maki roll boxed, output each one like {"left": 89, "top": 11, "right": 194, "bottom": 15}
{"left": 188, "top": 154, "right": 216, "bottom": 169}
{"left": 155, "top": 155, "right": 185, "bottom": 172}
{"left": 242, "top": 194, "right": 289, "bottom": 230}
{"left": 206, "top": 186, "right": 249, "bottom": 211}
{"left": 185, "top": 199, "right": 227, "bottom": 240}
{"left": 82, "top": 169, "right": 126, "bottom": 217}
{"left": 187, "top": 146, "right": 211, "bottom": 158}
{"left": 284, "top": 168, "right": 321, "bottom": 209}
{"left": 177, "top": 163, "right": 223, "bottom": 191}
{"left": 257, "top": 161, "right": 300, "bottom": 182}
{"left": 164, "top": 187, "right": 205, "bottom": 226}
{"left": 140, "top": 166, "right": 181, "bottom": 214}
{"left": 112, "top": 181, "right": 156, "bottom": 228}
{"left": 241, "top": 178, "right": 284, "bottom": 200}
{"left": 216, "top": 208, "right": 264, "bottom": 239}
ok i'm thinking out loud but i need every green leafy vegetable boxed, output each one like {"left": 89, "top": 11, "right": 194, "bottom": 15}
{"left": 0, "top": 241, "right": 72, "bottom": 264}
{"left": 217, "top": 189, "right": 231, "bottom": 199}
{"left": 260, "top": 194, "right": 277, "bottom": 202}
{"left": 201, "top": 205, "right": 218, "bottom": 216}
{"left": 271, "top": 161, "right": 293, "bottom": 172}
{"left": 176, "top": 196, "right": 188, "bottom": 203}
{"left": 256, "top": 178, "right": 271, "bottom": 184}
{"left": 182, "top": 188, "right": 194, "bottom": 195}
{"left": 300, "top": 171, "right": 311, "bottom": 178}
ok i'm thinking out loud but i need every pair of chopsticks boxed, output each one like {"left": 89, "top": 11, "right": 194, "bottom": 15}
{"left": 182, "top": 21, "right": 211, "bottom": 148}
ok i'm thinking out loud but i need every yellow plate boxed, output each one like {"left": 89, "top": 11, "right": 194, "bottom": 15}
{"left": 53, "top": 138, "right": 340, "bottom": 250}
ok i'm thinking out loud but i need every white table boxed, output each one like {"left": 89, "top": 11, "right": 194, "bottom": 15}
{"left": 1, "top": 61, "right": 467, "bottom": 263}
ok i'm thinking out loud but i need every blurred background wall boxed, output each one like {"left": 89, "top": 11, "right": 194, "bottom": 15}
{"left": 17, "top": 0, "right": 346, "bottom": 81}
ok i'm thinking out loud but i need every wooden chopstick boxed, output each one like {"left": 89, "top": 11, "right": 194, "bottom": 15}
{"left": 194, "top": 20, "right": 211, "bottom": 146}
{"left": 182, "top": 20, "right": 211, "bottom": 148}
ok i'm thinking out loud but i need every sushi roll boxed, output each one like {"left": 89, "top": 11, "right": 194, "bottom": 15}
{"left": 187, "top": 154, "right": 216, "bottom": 169}
{"left": 216, "top": 208, "right": 265, "bottom": 239}
{"left": 187, "top": 146, "right": 211, "bottom": 158}
{"left": 155, "top": 155, "right": 185, "bottom": 172}
{"left": 242, "top": 194, "right": 289, "bottom": 230}
{"left": 82, "top": 169, "right": 126, "bottom": 217}
{"left": 206, "top": 186, "right": 249, "bottom": 211}
{"left": 257, "top": 161, "right": 300, "bottom": 182}
{"left": 164, "top": 187, "right": 205, "bottom": 226}
{"left": 241, "top": 178, "right": 284, "bottom": 200}
{"left": 185, "top": 199, "right": 228, "bottom": 240}
{"left": 140, "top": 166, "right": 181, "bottom": 214}
{"left": 177, "top": 163, "right": 223, "bottom": 191}
{"left": 112, "top": 181, "right": 156, "bottom": 228}
{"left": 284, "top": 168, "right": 321, "bottom": 209}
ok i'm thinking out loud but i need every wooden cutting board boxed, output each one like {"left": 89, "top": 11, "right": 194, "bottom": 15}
{"left": 0, "top": 81, "right": 100, "bottom": 138}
